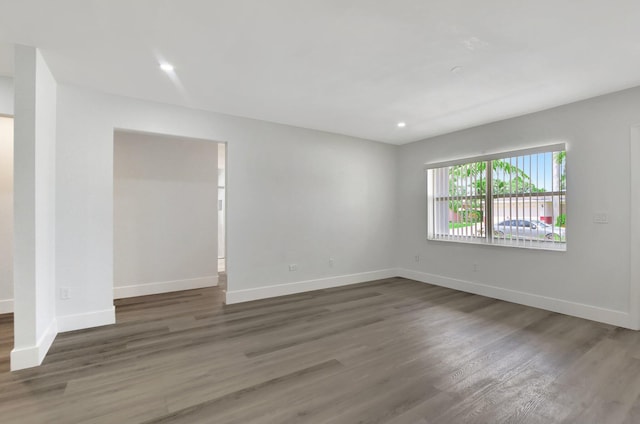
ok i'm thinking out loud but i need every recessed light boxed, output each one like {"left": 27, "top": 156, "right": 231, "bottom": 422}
{"left": 397, "top": 122, "right": 406, "bottom": 128}
{"left": 160, "top": 63, "right": 174, "bottom": 72}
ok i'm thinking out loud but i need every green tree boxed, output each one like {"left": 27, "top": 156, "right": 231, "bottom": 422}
{"left": 554, "top": 151, "right": 566, "bottom": 190}
{"left": 449, "top": 159, "right": 543, "bottom": 214}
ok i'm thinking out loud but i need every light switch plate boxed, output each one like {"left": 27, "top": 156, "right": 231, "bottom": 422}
{"left": 593, "top": 212, "right": 609, "bottom": 224}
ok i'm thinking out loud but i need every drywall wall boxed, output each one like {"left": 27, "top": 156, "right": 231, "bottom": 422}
{"left": 55, "top": 85, "right": 397, "bottom": 328}
{"left": 0, "top": 117, "right": 13, "bottom": 313}
{"left": 12, "top": 46, "right": 57, "bottom": 370}
{"left": 0, "top": 76, "right": 13, "bottom": 116}
{"left": 397, "top": 86, "right": 640, "bottom": 328}
{"left": 0, "top": 77, "right": 14, "bottom": 314}
{"left": 113, "top": 131, "right": 218, "bottom": 298}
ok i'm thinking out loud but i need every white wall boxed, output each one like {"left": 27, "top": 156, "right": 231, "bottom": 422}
{"left": 397, "top": 86, "right": 640, "bottom": 328}
{"left": 0, "top": 77, "right": 14, "bottom": 314}
{"left": 11, "top": 46, "right": 57, "bottom": 370}
{"left": 113, "top": 131, "right": 218, "bottom": 298}
{"left": 55, "top": 84, "right": 398, "bottom": 328}
{"left": 0, "top": 76, "right": 13, "bottom": 116}
{"left": 0, "top": 117, "right": 13, "bottom": 313}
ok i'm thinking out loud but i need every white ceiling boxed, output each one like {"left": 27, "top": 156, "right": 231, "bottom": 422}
{"left": 1, "top": 0, "right": 639, "bottom": 144}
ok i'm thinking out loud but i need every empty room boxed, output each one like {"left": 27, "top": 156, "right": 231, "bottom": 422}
{"left": 1, "top": 1, "right": 640, "bottom": 423}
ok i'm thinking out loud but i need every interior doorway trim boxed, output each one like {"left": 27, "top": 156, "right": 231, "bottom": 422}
{"left": 630, "top": 124, "right": 640, "bottom": 329}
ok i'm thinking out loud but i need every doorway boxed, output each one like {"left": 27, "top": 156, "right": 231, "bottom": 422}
{"left": 0, "top": 116, "right": 14, "bottom": 371}
{"left": 112, "top": 130, "right": 227, "bottom": 304}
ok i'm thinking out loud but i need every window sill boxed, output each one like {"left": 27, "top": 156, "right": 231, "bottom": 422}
{"left": 428, "top": 235, "right": 566, "bottom": 252}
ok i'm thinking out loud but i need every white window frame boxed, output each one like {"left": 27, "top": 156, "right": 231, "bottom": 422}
{"left": 426, "top": 143, "right": 567, "bottom": 251}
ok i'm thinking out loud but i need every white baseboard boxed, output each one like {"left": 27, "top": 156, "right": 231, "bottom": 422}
{"left": 225, "top": 269, "right": 398, "bottom": 304}
{"left": 398, "top": 268, "right": 631, "bottom": 329}
{"left": 11, "top": 318, "right": 58, "bottom": 371}
{"left": 0, "top": 298, "right": 13, "bottom": 314}
{"left": 114, "top": 276, "right": 218, "bottom": 299}
{"left": 57, "top": 307, "right": 116, "bottom": 333}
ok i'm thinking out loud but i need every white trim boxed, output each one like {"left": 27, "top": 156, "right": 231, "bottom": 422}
{"left": 398, "top": 268, "right": 631, "bottom": 329}
{"left": 424, "top": 142, "right": 566, "bottom": 169}
{"left": 630, "top": 125, "right": 640, "bottom": 330}
{"left": 10, "top": 318, "right": 58, "bottom": 371}
{"left": 113, "top": 128, "right": 223, "bottom": 145}
{"left": 57, "top": 307, "right": 116, "bottom": 333}
{"left": 114, "top": 276, "right": 218, "bottom": 299}
{"left": 0, "top": 298, "right": 13, "bottom": 314}
{"left": 427, "top": 236, "right": 567, "bottom": 252}
{"left": 225, "top": 269, "right": 398, "bottom": 304}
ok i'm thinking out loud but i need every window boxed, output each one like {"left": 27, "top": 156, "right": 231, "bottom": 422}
{"left": 426, "top": 144, "right": 566, "bottom": 250}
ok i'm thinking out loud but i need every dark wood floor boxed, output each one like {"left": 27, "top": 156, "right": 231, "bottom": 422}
{"left": 1, "top": 277, "right": 640, "bottom": 423}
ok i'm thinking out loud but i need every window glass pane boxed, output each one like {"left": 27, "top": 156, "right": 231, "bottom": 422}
{"left": 491, "top": 151, "right": 566, "bottom": 247}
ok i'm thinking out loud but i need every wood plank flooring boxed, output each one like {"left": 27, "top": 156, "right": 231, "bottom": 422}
{"left": 1, "top": 277, "right": 640, "bottom": 423}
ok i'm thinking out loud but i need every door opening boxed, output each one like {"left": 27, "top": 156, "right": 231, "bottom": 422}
{"left": 113, "top": 130, "right": 226, "bottom": 303}
{"left": 0, "top": 116, "right": 14, "bottom": 371}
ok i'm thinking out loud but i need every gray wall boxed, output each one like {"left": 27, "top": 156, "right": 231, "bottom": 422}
{"left": 0, "top": 76, "right": 13, "bottom": 116}
{"left": 397, "top": 86, "right": 640, "bottom": 327}
{"left": 54, "top": 84, "right": 398, "bottom": 326}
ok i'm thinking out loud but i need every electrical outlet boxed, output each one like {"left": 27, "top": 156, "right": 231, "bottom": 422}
{"left": 328, "top": 257, "right": 334, "bottom": 267}
{"left": 60, "top": 287, "right": 71, "bottom": 300}
{"left": 473, "top": 263, "right": 479, "bottom": 272}
{"left": 288, "top": 264, "right": 298, "bottom": 272}
{"left": 414, "top": 255, "right": 420, "bottom": 262}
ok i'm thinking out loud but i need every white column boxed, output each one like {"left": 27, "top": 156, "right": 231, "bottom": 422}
{"left": 11, "top": 45, "right": 58, "bottom": 371}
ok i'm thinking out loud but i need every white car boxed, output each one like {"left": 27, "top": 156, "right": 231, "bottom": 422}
{"left": 493, "top": 219, "right": 565, "bottom": 241}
